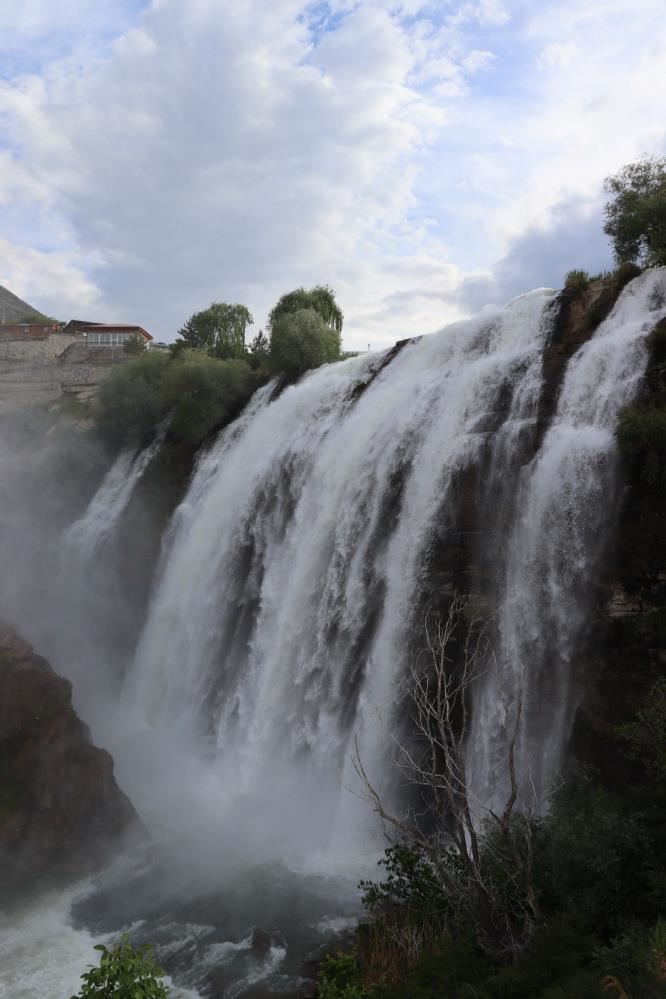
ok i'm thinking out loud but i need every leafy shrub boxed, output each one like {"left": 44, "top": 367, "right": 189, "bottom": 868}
{"left": 159, "top": 351, "right": 254, "bottom": 446}
{"left": 565, "top": 269, "right": 591, "bottom": 293}
{"left": 536, "top": 768, "right": 653, "bottom": 935}
{"left": 617, "top": 407, "right": 666, "bottom": 456}
{"left": 616, "top": 404, "right": 666, "bottom": 488}
{"left": 94, "top": 349, "right": 257, "bottom": 449}
{"left": 70, "top": 937, "right": 168, "bottom": 998}
{"left": 123, "top": 333, "right": 148, "bottom": 355}
{"left": 620, "top": 678, "right": 666, "bottom": 782}
{"left": 269, "top": 308, "right": 341, "bottom": 379}
{"left": 318, "top": 952, "right": 367, "bottom": 999}
{"left": 349, "top": 679, "right": 666, "bottom": 999}
{"left": 95, "top": 351, "right": 171, "bottom": 448}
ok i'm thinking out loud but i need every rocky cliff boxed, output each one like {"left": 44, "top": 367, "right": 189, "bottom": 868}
{"left": 0, "top": 626, "right": 139, "bottom": 900}
{"left": 417, "top": 266, "right": 665, "bottom": 785}
{"left": 572, "top": 308, "right": 666, "bottom": 779}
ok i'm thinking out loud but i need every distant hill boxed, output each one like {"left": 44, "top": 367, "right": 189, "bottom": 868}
{"left": 0, "top": 284, "right": 52, "bottom": 324}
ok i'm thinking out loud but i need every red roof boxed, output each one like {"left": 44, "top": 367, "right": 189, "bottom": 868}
{"left": 0, "top": 323, "right": 60, "bottom": 338}
{"left": 80, "top": 324, "right": 153, "bottom": 341}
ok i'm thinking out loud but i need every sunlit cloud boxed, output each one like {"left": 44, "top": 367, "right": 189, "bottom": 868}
{"left": 0, "top": 0, "right": 664, "bottom": 348}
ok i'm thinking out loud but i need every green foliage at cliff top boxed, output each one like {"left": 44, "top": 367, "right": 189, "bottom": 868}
{"left": 268, "top": 284, "right": 343, "bottom": 334}
{"left": 604, "top": 156, "right": 666, "bottom": 267}
{"left": 94, "top": 349, "right": 256, "bottom": 449}
{"left": 176, "top": 302, "right": 254, "bottom": 359}
{"left": 269, "top": 308, "right": 342, "bottom": 379}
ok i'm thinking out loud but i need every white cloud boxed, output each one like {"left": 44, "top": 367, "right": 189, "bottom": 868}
{"left": 0, "top": 0, "right": 664, "bottom": 348}
{"left": 0, "top": 238, "right": 106, "bottom": 319}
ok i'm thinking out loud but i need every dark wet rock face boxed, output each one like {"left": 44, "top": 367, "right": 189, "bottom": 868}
{"left": 0, "top": 626, "right": 139, "bottom": 900}
{"left": 570, "top": 309, "right": 666, "bottom": 782}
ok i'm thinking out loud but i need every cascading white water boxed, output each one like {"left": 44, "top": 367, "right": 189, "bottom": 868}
{"left": 64, "top": 421, "right": 168, "bottom": 558}
{"left": 126, "top": 288, "right": 556, "bottom": 849}
{"left": 2, "top": 274, "right": 663, "bottom": 999}
{"left": 29, "top": 423, "right": 170, "bottom": 714}
{"left": 467, "top": 267, "right": 666, "bottom": 813}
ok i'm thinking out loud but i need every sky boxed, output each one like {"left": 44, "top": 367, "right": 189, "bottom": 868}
{"left": 0, "top": 0, "right": 664, "bottom": 350}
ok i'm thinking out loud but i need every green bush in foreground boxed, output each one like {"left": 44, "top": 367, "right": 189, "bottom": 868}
{"left": 71, "top": 938, "right": 168, "bottom": 999}
{"left": 319, "top": 679, "right": 666, "bottom": 999}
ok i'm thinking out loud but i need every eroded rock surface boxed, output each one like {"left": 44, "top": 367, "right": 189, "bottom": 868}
{"left": 0, "top": 626, "right": 139, "bottom": 900}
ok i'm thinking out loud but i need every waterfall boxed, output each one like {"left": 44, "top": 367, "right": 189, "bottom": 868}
{"left": 123, "top": 271, "right": 664, "bottom": 849}
{"left": 126, "top": 288, "right": 557, "bottom": 847}
{"left": 41, "top": 423, "right": 169, "bottom": 712}
{"left": 64, "top": 421, "right": 168, "bottom": 558}
{"left": 467, "top": 267, "right": 666, "bottom": 812}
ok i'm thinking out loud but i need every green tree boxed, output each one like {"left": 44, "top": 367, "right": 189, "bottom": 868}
{"left": 603, "top": 156, "right": 666, "bottom": 266}
{"left": 123, "top": 333, "right": 147, "bottom": 355}
{"left": 268, "top": 284, "right": 343, "bottom": 334}
{"left": 177, "top": 302, "right": 254, "bottom": 358}
{"left": 93, "top": 349, "right": 256, "bottom": 449}
{"left": 270, "top": 308, "right": 341, "bottom": 378}
{"left": 70, "top": 937, "right": 168, "bottom": 999}
{"left": 249, "top": 328, "right": 270, "bottom": 359}
{"left": 94, "top": 351, "right": 171, "bottom": 447}
{"left": 159, "top": 350, "right": 254, "bottom": 446}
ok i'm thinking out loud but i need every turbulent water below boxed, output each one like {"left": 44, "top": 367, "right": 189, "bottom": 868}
{"left": 1, "top": 271, "right": 665, "bottom": 996}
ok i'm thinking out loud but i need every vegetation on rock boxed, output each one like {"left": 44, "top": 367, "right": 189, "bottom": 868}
{"left": 95, "top": 284, "right": 346, "bottom": 450}
{"left": 94, "top": 349, "right": 256, "bottom": 449}
{"left": 318, "top": 594, "right": 666, "bottom": 999}
{"left": 604, "top": 156, "right": 666, "bottom": 267}
{"left": 270, "top": 307, "right": 342, "bottom": 378}
{"left": 584, "top": 262, "right": 642, "bottom": 331}
{"left": 564, "top": 269, "right": 592, "bottom": 293}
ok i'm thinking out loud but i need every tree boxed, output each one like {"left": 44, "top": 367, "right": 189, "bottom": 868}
{"left": 93, "top": 349, "right": 255, "bottom": 449}
{"left": 249, "top": 329, "right": 270, "bottom": 359}
{"left": 71, "top": 937, "right": 168, "bottom": 998}
{"left": 352, "top": 596, "right": 541, "bottom": 963}
{"left": 270, "top": 308, "right": 341, "bottom": 378}
{"left": 94, "top": 350, "right": 171, "bottom": 447}
{"left": 603, "top": 156, "right": 666, "bottom": 267}
{"left": 177, "top": 302, "right": 254, "bottom": 358}
{"left": 159, "top": 350, "right": 254, "bottom": 446}
{"left": 123, "top": 333, "right": 147, "bottom": 355}
{"left": 268, "top": 284, "right": 343, "bottom": 334}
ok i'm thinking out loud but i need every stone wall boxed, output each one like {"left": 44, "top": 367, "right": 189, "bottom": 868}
{"left": 0, "top": 335, "right": 129, "bottom": 411}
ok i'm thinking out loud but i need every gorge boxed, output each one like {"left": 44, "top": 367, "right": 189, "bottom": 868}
{"left": 0, "top": 268, "right": 665, "bottom": 997}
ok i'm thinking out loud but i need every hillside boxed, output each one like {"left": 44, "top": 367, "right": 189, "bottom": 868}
{"left": 0, "top": 284, "right": 50, "bottom": 324}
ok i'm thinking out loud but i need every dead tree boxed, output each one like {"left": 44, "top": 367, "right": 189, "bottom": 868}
{"left": 352, "top": 594, "right": 542, "bottom": 962}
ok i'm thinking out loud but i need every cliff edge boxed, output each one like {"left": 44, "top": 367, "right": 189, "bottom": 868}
{"left": 0, "top": 626, "right": 139, "bottom": 900}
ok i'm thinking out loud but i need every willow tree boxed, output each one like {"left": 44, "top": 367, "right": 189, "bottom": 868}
{"left": 268, "top": 284, "right": 344, "bottom": 334}
{"left": 177, "top": 302, "right": 254, "bottom": 359}
{"left": 270, "top": 308, "right": 341, "bottom": 378}
{"left": 603, "top": 156, "right": 666, "bottom": 267}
